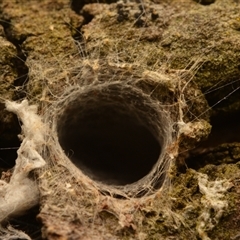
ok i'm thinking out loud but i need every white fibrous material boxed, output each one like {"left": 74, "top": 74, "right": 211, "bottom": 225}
{"left": 0, "top": 100, "right": 46, "bottom": 223}
{"left": 196, "top": 173, "right": 233, "bottom": 240}
{"left": 0, "top": 225, "right": 32, "bottom": 240}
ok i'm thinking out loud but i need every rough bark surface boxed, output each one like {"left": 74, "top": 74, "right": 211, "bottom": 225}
{"left": 0, "top": 0, "right": 240, "bottom": 239}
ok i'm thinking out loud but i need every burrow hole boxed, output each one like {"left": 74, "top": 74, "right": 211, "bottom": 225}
{"left": 57, "top": 84, "right": 166, "bottom": 186}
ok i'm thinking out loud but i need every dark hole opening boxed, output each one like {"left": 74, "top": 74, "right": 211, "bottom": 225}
{"left": 0, "top": 104, "right": 21, "bottom": 169}
{"left": 201, "top": 110, "right": 240, "bottom": 147}
{"left": 193, "top": 0, "right": 215, "bottom": 5}
{"left": 183, "top": 110, "right": 240, "bottom": 171}
{"left": 57, "top": 88, "right": 161, "bottom": 186}
{"left": 70, "top": 0, "right": 118, "bottom": 14}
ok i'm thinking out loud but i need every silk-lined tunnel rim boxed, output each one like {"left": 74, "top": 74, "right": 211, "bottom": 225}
{"left": 54, "top": 82, "right": 173, "bottom": 197}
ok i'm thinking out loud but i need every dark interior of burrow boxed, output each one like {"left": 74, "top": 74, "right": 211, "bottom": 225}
{"left": 57, "top": 87, "right": 161, "bottom": 185}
